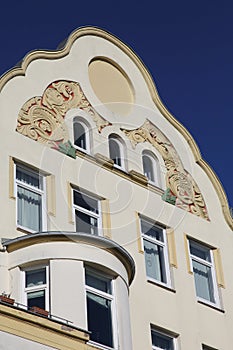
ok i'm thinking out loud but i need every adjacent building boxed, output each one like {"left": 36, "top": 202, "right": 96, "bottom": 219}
{"left": 0, "top": 27, "right": 232, "bottom": 350}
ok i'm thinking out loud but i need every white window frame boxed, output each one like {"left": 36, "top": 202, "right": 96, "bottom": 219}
{"left": 108, "top": 134, "right": 126, "bottom": 171}
{"left": 151, "top": 328, "right": 177, "bottom": 350}
{"left": 23, "top": 265, "right": 49, "bottom": 311}
{"left": 142, "top": 151, "right": 161, "bottom": 187}
{"left": 188, "top": 239, "right": 220, "bottom": 307}
{"left": 72, "top": 188, "right": 102, "bottom": 236}
{"left": 141, "top": 216, "right": 171, "bottom": 287}
{"left": 15, "top": 163, "right": 47, "bottom": 233}
{"left": 73, "top": 117, "right": 90, "bottom": 153}
{"left": 85, "top": 268, "right": 117, "bottom": 350}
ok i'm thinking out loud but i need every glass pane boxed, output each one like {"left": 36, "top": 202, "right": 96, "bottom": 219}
{"left": 75, "top": 210, "right": 98, "bottom": 235}
{"left": 86, "top": 272, "right": 112, "bottom": 294}
{"left": 27, "top": 290, "right": 45, "bottom": 309}
{"left": 189, "top": 241, "right": 211, "bottom": 262}
{"left": 143, "top": 155, "right": 155, "bottom": 182}
{"left": 151, "top": 330, "right": 174, "bottom": 350}
{"left": 144, "top": 239, "right": 167, "bottom": 283}
{"left": 74, "top": 121, "right": 87, "bottom": 149}
{"left": 26, "top": 268, "right": 46, "bottom": 288}
{"left": 109, "top": 138, "right": 122, "bottom": 167}
{"left": 193, "top": 260, "right": 215, "bottom": 302}
{"left": 141, "top": 220, "right": 164, "bottom": 242}
{"left": 17, "top": 186, "right": 42, "bottom": 231}
{"left": 73, "top": 191, "right": 98, "bottom": 214}
{"left": 16, "top": 167, "right": 42, "bottom": 189}
{"left": 87, "top": 291, "right": 113, "bottom": 348}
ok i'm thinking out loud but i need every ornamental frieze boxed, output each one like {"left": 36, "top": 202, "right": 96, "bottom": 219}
{"left": 121, "top": 120, "right": 209, "bottom": 220}
{"left": 16, "top": 80, "right": 111, "bottom": 158}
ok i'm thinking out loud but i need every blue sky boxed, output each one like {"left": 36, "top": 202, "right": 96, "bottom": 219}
{"left": 1, "top": 1, "right": 232, "bottom": 207}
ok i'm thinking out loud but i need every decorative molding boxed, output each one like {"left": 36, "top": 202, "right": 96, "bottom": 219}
{"left": 16, "top": 80, "right": 111, "bottom": 157}
{"left": 122, "top": 120, "right": 209, "bottom": 220}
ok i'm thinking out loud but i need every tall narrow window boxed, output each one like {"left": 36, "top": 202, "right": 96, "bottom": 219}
{"left": 16, "top": 165, "right": 45, "bottom": 232}
{"left": 141, "top": 217, "right": 171, "bottom": 286}
{"left": 142, "top": 151, "right": 160, "bottom": 187}
{"left": 73, "top": 118, "right": 89, "bottom": 152}
{"left": 85, "top": 269, "right": 115, "bottom": 348}
{"left": 109, "top": 134, "right": 125, "bottom": 169}
{"left": 151, "top": 328, "right": 175, "bottom": 350}
{"left": 25, "top": 267, "right": 48, "bottom": 311}
{"left": 73, "top": 189, "right": 101, "bottom": 235}
{"left": 189, "top": 239, "right": 219, "bottom": 305}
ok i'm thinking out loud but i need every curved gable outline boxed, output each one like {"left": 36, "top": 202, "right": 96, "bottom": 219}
{"left": 1, "top": 26, "right": 232, "bottom": 229}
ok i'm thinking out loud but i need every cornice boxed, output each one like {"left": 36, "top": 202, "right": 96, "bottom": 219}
{"left": 0, "top": 26, "right": 232, "bottom": 229}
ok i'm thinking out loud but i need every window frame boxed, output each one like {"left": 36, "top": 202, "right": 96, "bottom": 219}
{"left": 23, "top": 265, "right": 49, "bottom": 312}
{"left": 72, "top": 188, "right": 102, "bottom": 236}
{"left": 15, "top": 163, "right": 47, "bottom": 233}
{"left": 108, "top": 134, "right": 126, "bottom": 171}
{"left": 142, "top": 150, "right": 161, "bottom": 187}
{"left": 151, "top": 327, "right": 177, "bottom": 350}
{"left": 73, "top": 117, "right": 90, "bottom": 153}
{"left": 140, "top": 216, "right": 171, "bottom": 288}
{"left": 85, "top": 268, "right": 117, "bottom": 350}
{"left": 188, "top": 239, "right": 220, "bottom": 307}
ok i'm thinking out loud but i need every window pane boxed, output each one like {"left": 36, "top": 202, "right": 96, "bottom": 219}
{"left": 141, "top": 220, "right": 164, "bottom": 242}
{"left": 109, "top": 138, "right": 122, "bottom": 167}
{"left": 143, "top": 155, "right": 155, "bottom": 182}
{"left": 144, "top": 239, "right": 167, "bottom": 283}
{"left": 17, "top": 186, "right": 42, "bottom": 231}
{"left": 190, "top": 241, "right": 211, "bottom": 262}
{"left": 27, "top": 290, "right": 45, "bottom": 309}
{"left": 87, "top": 291, "right": 113, "bottom": 348}
{"left": 73, "top": 191, "right": 98, "bottom": 214}
{"left": 86, "top": 272, "right": 112, "bottom": 294}
{"left": 16, "top": 167, "right": 42, "bottom": 189}
{"left": 74, "top": 122, "right": 86, "bottom": 149}
{"left": 75, "top": 210, "right": 98, "bottom": 235}
{"left": 193, "top": 260, "right": 215, "bottom": 302}
{"left": 151, "top": 330, "right": 174, "bottom": 350}
{"left": 26, "top": 269, "right": 46, "bottom": 288}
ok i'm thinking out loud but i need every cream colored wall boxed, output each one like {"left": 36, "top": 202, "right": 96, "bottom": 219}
{"left": 0, "top": 27, "right": 232, "bottom": 350}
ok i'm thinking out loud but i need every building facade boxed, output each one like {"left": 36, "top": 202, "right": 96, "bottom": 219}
{"left": 0, "top": 27, "right": 232, "bottom": 350}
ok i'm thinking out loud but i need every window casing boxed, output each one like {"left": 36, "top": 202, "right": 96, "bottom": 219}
{"left": 142, "top": 151, "right": 160, "bottom": 187}
{"left": 188, "top": 239, "right": 220, "bottom": 306}
{"left": 73, "top": 118, "right": 90, "bottom": 152}
{"left": 109, "top": 135, "right": 125, "bottom": 170}
{"left": 141, "top": 217, "right": 171, "bottom": 287}
{"left": 151, "top": 328, "right": 176, "bottom": 350}
{"left": 73, "top": 189, "right": 101, "bottom": 236}
{"left": 85, "top": 269, "right": 116, "bottom": 349}
{"left": 15, "top": 164, "right": 46, "bottom": 232}
{"left": 24, "top": 266, "right": 49, "bottom": 311}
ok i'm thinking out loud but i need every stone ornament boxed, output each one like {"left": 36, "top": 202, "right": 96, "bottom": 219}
{"left": 121, "top": 120, "right": 209, "bottom": 220}
{"left": 16, "top": 80, "right": 111, "bottom": 158}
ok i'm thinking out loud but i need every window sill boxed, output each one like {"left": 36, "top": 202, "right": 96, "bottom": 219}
{"left": 147, "top": 279, "right": 176, "bottom": 293}
{"left": 197, "top": 299, "right": 224, "bottom": 313}
{"left": 88, "top": 340, "right": 115, "bottom": 350}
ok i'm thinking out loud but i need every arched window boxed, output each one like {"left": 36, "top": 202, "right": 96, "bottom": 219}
{"left": 142, "top": 151, "right": 160, "bottom": 187}
{"left": 73, "top": 118, "right": 90, "bottom": 152}
{"left": 109, "top": 135, "right": 125, "bottom": 170}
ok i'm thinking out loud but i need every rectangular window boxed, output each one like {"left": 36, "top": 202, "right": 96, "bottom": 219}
{"left": 16, "top": 164, "right": 46, "bottom": 232}
{"left": 189, "top": 239, "right": 219, "bottom": 305}
{"left": 25, "top": 267, "right": 48, "bottom": 311}
{"left": 73, "top": 189, "right": 101, "bottom": 235}
{"left": 85, "top": 269, "right": 115, "bottom": 348}
{"left": 141, "top": 217, "right": 171, "bottom": 286}
{"left": 151, "top": 328, "right": 175, "bottom": 350}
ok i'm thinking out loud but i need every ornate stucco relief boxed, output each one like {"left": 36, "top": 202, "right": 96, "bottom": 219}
{"left": 16, "top": 80, "right": 111, "bottom": 158}
{"left": 121, "top": 120, "right": 209, "bottom": 220}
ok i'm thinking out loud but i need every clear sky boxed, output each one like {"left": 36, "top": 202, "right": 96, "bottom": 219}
{"left": 1, "top": 1, "right": 232, "bottom": 208}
